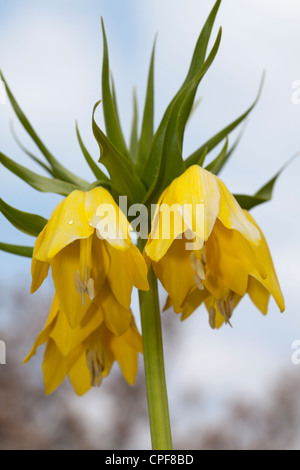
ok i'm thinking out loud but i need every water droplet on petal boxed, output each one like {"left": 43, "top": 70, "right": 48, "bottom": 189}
{"left": 68, "top": 219, "right": 74, "bottom": 225}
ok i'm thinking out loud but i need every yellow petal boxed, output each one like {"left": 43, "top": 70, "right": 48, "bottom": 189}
{"left": 31, "top": 226, "right": 50, "bottom": 293}
{"left": 146, "top": 165, "right": 220, "bottom": 261}
{"left": 204, "top": 219, "right": 265, "bottom": 298}
{"left": 163, "top": 165, "right": 221, "bottom": 242}
{"left": 121, "top": 320, "right": 143, "bottom": 353}
{"left": 23, "top": 296, "right": 59, "bottom": 363}
{"left": 106, "top": 242, "right": 149, "bottom": 309}
{"left": 42, "top": 339, "right": 83, "bottom": 395}
{"left": 90, "top": 234, "right": 110, "bottom": 294}
{"left": 146, "top": 204, "right": 186, "bottom": 261}
{"left": 34, "top": 190, "right": 93, "bottom": 261}
{"left": 152, "top": 237, "right": 196, "bottom": 312}
{"left": 85, "top": 187, "right": 131, "bottom": 250}
{"left": 245, "top": 211, "right": 285, "bottom": 312}
{"left": 247, "top": 276, "right": 270, "bottom": 315}
{"left": 50, "top": 301, "right": 103, "bottom": 357}
{"left": 51, "top": 240, "right": 93, "bottom": 328}
{"left": 31, "top": 258, "right": 50, "bottom": 294}
{"left": 216, "top": 177, "right": 261, "bottom": 245}
{"left": 180, "top": 286, "right": 209, "bottom": 321}
{"left": 68, "top": 352, "right": 92, "bottom": 396}
{"left": 94, "top": 283, "right": 132, "bottom": 336}
{"left": 110, "top": 334, "right": 139, "bottom": 385}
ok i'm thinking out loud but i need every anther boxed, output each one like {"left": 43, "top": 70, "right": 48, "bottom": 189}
{"left": 208, "top": 306, "right": 216, "bottom": 329}
{"left": 86, "top": 350, "right": 103, "bottom": 387}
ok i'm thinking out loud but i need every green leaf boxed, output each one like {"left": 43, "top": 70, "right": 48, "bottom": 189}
{"left": 181, "top": 0, "right": 222, "bottom": 89}
{"left": 92, "top": 102, "right": 146, "bottom": 204}
{"left": 0, "top": 242, "right": 33, "bottom": 258}
{"left": 197, "top": 147, "right": 208, "bottom": 167}
{"left": 0, "top": 71, "right": 89, "bottom": 189}
{"left": 0, "top": 198, "right": 47, "bottom": 236}
{"left": 10, "top": 121, "right": 55, "bottom": 177}
{"left": 141, "top": 0, "right": 222, "bottom": 192}
{"left": 185, "top": 73, "right": 265, "bottom": 168}
{"left": 205, "top": 137, "right": 228, "bottom": 174}
{"left": 143, "top": 28, "right": 222, "bottom": 204}
{"left": 101, "top": 19, "right": 129, "bottom": 158}
{"left": 136, "top": 38, "right": 156, "bottom": 172}
{"left": 88, "top": 179, "right": 112, "bottom": 191}
{"left": 0, "top": 152, "right": 79, "bottom": 196}
{"left": 234, "top": 154, "right": 298, "bottom": 210}
{"left": 75, "top": 121, "right": 109, "bottom": 182}
{"left": 129, "top": 89, "right": 139, "bottom": 163}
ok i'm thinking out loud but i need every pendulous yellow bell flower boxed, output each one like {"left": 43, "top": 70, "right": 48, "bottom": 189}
{"left": 145, "top": 165, "right": 284, "bottom": 328}
{"left": 24, "top": 292, "right": 143, "bottom": 395}
{"left": 31, "top": 187, "right": 149, "bottom": 328}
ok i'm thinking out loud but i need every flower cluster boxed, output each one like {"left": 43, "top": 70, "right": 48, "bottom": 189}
{"left": 0, "top": 0, "right": 286, "bottom": 399}
{"left": 25, "top": 188, "right": 148, "bottom": 394}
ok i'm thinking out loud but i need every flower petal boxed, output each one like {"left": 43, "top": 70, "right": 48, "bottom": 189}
{"left": 68, "top": 352, "right": 92, "bottom": 396}
{"left": 247, "top": 276, "right": 270, "bottom": 315}
{"left": 106, "top": 242, "right": 149, "bottom": 309}
{"left": 216, "top": 177, "right": 261, "bottom": 245}
{"left": 35, "top": 190, "right": 93, "bottom": 261}
{"left": 245, "top": 211, "right": 285, "bottom": 312}
{"left": 23, "top": 296, "right": 59, "bottom": 362}
{"left": 50, "top": 302, "right": 103, "bottom": 357}
{"left": 152, "top": 237, "right": 196, "bottom": 312}
{"left": 180, "top": 287, "right": 209, "bottom": 321}
{"left": 42, "top": 340, "right": 83, "bottom": 395}
{"left": 94, "top": 283, "right": 132, "bottom": 336}
{"left": 51, "top": 240, "right": 93, "bottom": 328}
{"left": 86, "top": 187, "right": 131, "bottom": 250}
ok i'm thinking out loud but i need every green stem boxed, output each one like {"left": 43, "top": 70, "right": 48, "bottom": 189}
{"left": 138, "top": 240, "right": 173, "bottom": 450}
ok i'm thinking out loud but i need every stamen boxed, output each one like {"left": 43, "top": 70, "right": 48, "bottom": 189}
{"left": 195, "top": 258, "right": 206, "bottom": 280}
{"left": 194, "top": 274, "right": 205, "bottom": 290}
{"left": 87, "top": 278, "right": 95, "bottom": 301}
{"left": 216, "top": 292, "right": 235, "bottom": 328}
{"left": 74, "top": 238, "right": 95, "bottom": 305}
{"left": 208, "top": 306, "right": 216, "bottom": 329}
{"left": 86, "top": 350, "right": 103, "bottom": 387}
{"left": 74, "top": 270, "right": 95, "bottom": 305}
{"left": 191, "top": 249, "right": 207, "bottom": 290}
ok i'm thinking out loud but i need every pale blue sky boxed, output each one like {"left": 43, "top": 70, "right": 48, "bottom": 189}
{"left": 0, "top": 0, "right": 300, "bottom": 433}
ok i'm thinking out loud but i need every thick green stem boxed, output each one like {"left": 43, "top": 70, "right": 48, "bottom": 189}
{"left": 138, "top": 240, "right": 173, "bottom": 450}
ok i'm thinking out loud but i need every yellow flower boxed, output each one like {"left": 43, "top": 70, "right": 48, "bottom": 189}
{"left": 24, "top": 292, "right": 143, "bottom": 395}
{"left": 31, "top": 187, "right": 149, "bottom": 328}
{"left": 145, "top": 165, "right": 284, "bottom": 327}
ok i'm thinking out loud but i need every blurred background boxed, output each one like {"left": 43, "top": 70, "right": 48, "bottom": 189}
{"left": 0, "top": 0, "right": 300, "bottom": 449}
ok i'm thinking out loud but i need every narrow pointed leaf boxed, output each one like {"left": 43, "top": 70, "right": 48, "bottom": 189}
{"left": 143, "top": 28, "right": 222, "bottom": 204}
{"left": 88, "top": 179, "right": 111, "bottom": 191}
{"left": 0, "top": 152, "right": 79, "bottom": 196}
{"left": 141, "top": 0, "right": 222, "bottom": 190}
{"left": 0, "top": 71, "right": 89, "bottom": 188}
{"left": 0, "top": 198, "right": 47, "bottom": 236}
{"left": 185, "top": 74, "right": 265, "bottom": 168}
{"left": 234, "top": 154, "right": 297, "bottom": 210}
{"left": 181, "top": 0, "right": 222, "bottom": 89}
{"left": 136, "top": 39, "right": 156, "bottom": 172}
{"left": 197, "top": 147, "right": 208, "bottom": 167}
{"left": 0, "top": 242, "right": 33, "bottom": 258}
{"left": 10, "top": 121, "right": 55, "bottom": 176}
{"left": 101, "top": 19, "right": 129, "bottom": 158}
{"left": 92, "top": 102, "right": 146, "bottom": 204}
{"left": 129, "top": 89, "right": 139, "bottom": 163}
{"left": 205, "top": 136, "right": 228, "bottom": 174}
{"left": 75, "top": 121, "right": 109, "bottom": 181}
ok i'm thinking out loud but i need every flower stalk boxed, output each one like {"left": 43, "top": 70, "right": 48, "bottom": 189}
{"left": 138, "top": 239, "right": 172, "bottom": 450}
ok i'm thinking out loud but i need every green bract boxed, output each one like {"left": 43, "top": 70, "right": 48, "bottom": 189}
{"left": 0, "top": 0, "right": 290, "bottom": 258}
